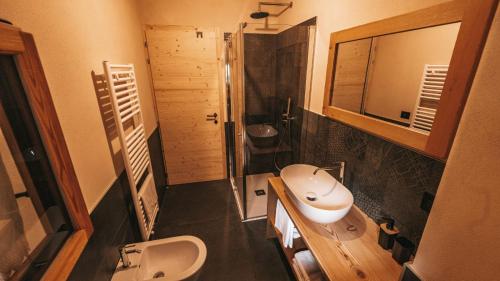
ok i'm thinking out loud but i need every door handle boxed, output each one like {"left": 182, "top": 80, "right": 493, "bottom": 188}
{"left": 206, "top": 112, "right": 218, "bottom": 124}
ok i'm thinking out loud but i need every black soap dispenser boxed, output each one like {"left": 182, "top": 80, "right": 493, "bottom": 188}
{"left": 392, "top": 237, "right": 415, "bottom": 264}
{"left": 378, "top": 217, "right": 399, "bottom": 250}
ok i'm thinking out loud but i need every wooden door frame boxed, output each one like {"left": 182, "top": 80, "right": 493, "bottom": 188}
{"left": 144, "top": 25, "right": 227, "bottom": 184}
{"left": 229, "top": 29, "right": 245, "bottom": 179}
{"left": 0, "top": 23, "right": 93, "bottom": 281}
{"left": 214, "top": 27, "right": 228, "bottom": 180}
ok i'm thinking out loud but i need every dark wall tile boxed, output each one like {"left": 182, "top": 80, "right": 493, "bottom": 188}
{"left": 244, "top": 34, "right": 277, "bottom": 123}
{"left": 154, "top": 180, "right": 294, "bottom": 281}
{"left": 244, "top": 23, "right": 315, "bottom": 175}
{"left": 276, "top": 24, "right": 310, "bottom": 113}
{"left": 300, "top": 110, "right": 444, "bottom": 250}
{"left": 68, "top": 171, "right": 140, "bottom": 281}
{"left": 69, "top": 126, "right": 167, "bottom": 281}
{"left": 148, "top": 126, "right": 167, "bottom": 203}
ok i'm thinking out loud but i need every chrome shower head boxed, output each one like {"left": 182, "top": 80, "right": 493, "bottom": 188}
{"left": 250, "top": 11, "right": 270, "bottom": 19}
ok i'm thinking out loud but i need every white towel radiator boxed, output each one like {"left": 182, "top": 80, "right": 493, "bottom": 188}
{"left": 410, "top": 64, "right": 449, "bottom": 133}
{"left": 103, "top": 62, "right": 158, "bottom": 241}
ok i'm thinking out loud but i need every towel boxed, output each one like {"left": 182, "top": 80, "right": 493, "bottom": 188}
{"left": 294, "top": 250, "right": 324, "bottom": 281}
{"left": 275, "top": 200, "right": 300, "bottom": 248}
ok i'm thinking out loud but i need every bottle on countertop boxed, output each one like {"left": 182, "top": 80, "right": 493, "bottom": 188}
{"left": 378, "top": 217, "right": 399, "bottom": 250}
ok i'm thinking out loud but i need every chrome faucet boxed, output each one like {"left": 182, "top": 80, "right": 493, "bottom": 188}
{"left": 312, "top": 167, "right": 331, "bottom": 175}
{"left": 282, "top": 113, "right": 296, "bottom": 120}
{"left": 312, "top": 162, "right": 346, "bottom": 183}
{"left": 118, "top": 245, "right": 141, "bottom": 268}
{"left": 282, "top": 96, "right": 296, "bottom": 123}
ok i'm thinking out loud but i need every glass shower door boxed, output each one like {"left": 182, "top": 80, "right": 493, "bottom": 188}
{"left": 225, "top": 28, "right": 246, "bottom": 219}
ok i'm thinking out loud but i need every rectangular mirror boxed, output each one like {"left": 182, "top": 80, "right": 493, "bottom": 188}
{"left": 323, "top": 0, "right": 496, "bottom": 159}
{"left": 332, "top": 23, "right": 461, "bottom": 130}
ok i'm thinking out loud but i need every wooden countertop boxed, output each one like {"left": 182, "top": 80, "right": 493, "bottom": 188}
{"left": 268, "top": 177, "right": 402, "bottom": 281}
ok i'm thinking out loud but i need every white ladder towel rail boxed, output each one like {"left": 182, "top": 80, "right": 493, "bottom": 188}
{"left": 410, "top": 64, "right": 449, "bottom": 133}
{"left": 103, "top": 62, "right": 158, "bottom": 241}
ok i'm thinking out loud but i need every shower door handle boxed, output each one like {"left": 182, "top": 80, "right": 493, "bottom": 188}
{"left": 206, "top": 113, "right": 218, "bottom": 124}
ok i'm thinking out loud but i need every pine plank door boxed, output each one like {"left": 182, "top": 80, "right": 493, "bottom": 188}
{"left": 145, "top": 26, "right": 226, "bottom": 185}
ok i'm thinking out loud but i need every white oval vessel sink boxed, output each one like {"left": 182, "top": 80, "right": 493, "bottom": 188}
{"left": 111, "top": 235, "right": 207, "bottom": 281}
{"left": 280, "top": 164, "right": 354, "bottom": 224}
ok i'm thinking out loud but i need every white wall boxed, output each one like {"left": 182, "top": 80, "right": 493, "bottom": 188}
{"left": 137, "top": 0, "right": 300, "bottom": 35}
{"left": 410, "top": 5, "right": 500, "bottom": 280}
{"left": 275, "top": 0, "right": 450, "bottom": 113}
{"left": 137, "top": 0, "right": 260, "bottom": 32}
{"left": 0, "top": 0, "right": 157, "bottom": 211}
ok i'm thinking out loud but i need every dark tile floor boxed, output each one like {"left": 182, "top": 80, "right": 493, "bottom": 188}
{"left": 153, "top": 180, "right": 294, "bottom": 281}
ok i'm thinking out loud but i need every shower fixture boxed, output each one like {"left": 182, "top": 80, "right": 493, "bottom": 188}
{"left": 250, "top": 1, "right": 293, "bottom": 31}
{"left": 250, "top": 11, "right": 270, "bottom": 19}
{"left": 282, "top": 96, "right": 295, "bottom": 124}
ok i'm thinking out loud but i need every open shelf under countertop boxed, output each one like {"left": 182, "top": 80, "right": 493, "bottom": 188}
{"left": 267, "top": 177, "right": 402, "bottom": 281}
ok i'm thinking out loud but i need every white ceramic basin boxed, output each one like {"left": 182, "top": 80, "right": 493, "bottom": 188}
{"left": 111, "top": 236, "right": 207, "bottom": 281}
{"left": 280, "top": 164, "right": 354, "bottom": 224}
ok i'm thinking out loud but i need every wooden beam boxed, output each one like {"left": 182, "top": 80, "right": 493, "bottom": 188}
{"left": 41, "top": 231, "right": 89, "bottom": 281}
{"left": 333, "top": 1, "right": 465, "bottom": 43}
{"left": 324, "top": 107, "right": 429, "bottom": 153}
{"left": 16, "top": 32, "right": 93, "bottom": 235}
{"left": 0, "top": 23, "right": 24, "bottom": 54}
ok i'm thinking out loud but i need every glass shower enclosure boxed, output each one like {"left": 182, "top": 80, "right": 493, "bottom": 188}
{"left": 225, "top": 19, "right": 317, "bottom": 220}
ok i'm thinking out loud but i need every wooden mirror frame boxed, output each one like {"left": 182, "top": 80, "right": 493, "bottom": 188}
{"left": 323, "top": 0, "right": 498, "bottom": 160}
{"left": 0, "top": 23, "right": 93, "bottom": 280}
